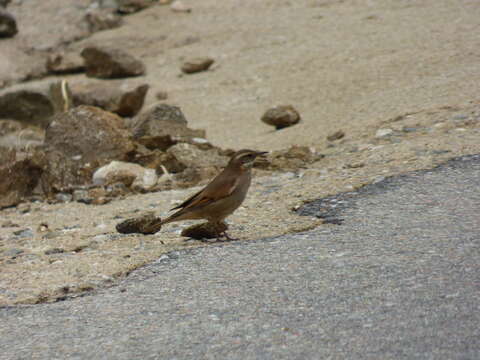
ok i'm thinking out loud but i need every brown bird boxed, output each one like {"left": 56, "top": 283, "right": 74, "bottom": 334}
{"left": 160, "top": 149, "right": 268, "bottom": 240}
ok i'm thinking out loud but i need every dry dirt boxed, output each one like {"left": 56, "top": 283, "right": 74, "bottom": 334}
{"left": 1, "top": 0, "right": 480, "bottom": 306}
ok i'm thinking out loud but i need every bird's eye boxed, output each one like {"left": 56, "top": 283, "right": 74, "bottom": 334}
{"left": 242, "top": 154, "right": 254, "bottom": 163}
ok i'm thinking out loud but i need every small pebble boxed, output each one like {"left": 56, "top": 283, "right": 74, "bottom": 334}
{"left": 261, "top": 105, "right": 301, "bottom": 130}
{"left": 4, "top": 248, "right": 24, "bottom": 258}
{"left": 73, "top": 189, "right": 91, "bottom": 203}
{"left": 402, "top": 126, "right": 417, "bottom": 133}
{"left": 326, "top": 130, "right": 345, "bottom": 141}
{"left": 170, "top": 0, "right": 192, "bottom": 12}
{"left": 181, "top": 57, "right": 214, "bottom": 74}
{"left": 17, "top": 203, "right": 31, "bottom": 214}
{"left": 55, "top": 193, "right": 73, "bottom": 202}
{"left": 13, "top": 229, "right": 33, "bottom": 238}
{"left": 44, "top": 248, "right": 65, "bottom": 255}
{"left": 1, "top": 220, "right": 19, "bottom": 228}
{"left": 37, "top": 222, "right": 49, "bottom": 232}
{"left": 155, "top": 90, "right": 168, "bottom": 100}
{"left": 42, "top": 231, "right": 62, "bottom": 239}
{"left": 375, "top": 128, "right": 393, "bottom": 138}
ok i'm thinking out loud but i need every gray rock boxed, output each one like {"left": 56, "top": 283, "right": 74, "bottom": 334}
{"left": 46, "top": 52, "right": 85, "bottom": 75}
{"left": 0, "top": 9, "right": 17, "bottom": 37}
{"left": 326, "top": 130, "right": 345, "bottom": 141}
{"left": 0, "top": 150, "right": 45, "bottom": 208}
{"left": 170, "top": 0, "right": 192, "bottom": 13}
{"left": 16, "top": 203, "right": 30, "bottom": 213}
{"left": 92, "top": 161, "right": 158, "bottom": 191}
{"left": 44, "top": 247, "right": 64, "bottom": 255}
{"left": 55, "top": 193, "right": 73, "bottom": 202}
{"left": 155, "top": 90, "right": 168, "bottom": 100}
{"left": 71, "top": 82, "right": 149, "bottom": 117}
{"left": 12, "top": 229, "right": 33, "bottom": 238}
{"left": 1, "top": 220, "right": 18, "bottom": 228}
{"left": 167, "top": 143, "right": 228, "bottom": 169}
{"left": 375, "top": 128, "right": 394, "bottom": 138}
{"left": 261, "top": 105, "right": 301, "bottom": 130}
{"left": 41, "top": 106, "right": 136, "bottom": 194}
{"left": 84, "top": 8, "right": 123, "bottom": 32}
{"left": 402, "top": 126, "right": 417, "bottom": 133}
{"left": 81, "top": 46, "right": 146, "bottom": 79}
{"left": 0, "top": 82, "right": 55, "bottom": 128}
{"left": 453, "top": 114, "right": 468, "bottom": 121}
{"left": 72, "top": 189, "right": 90, "bottom": 203}
{"left": 181, "top": 57, "right": 214, "bottom": 74}
{"left": 132, "top": 103, "right": 205, "bottom": 150}
{"left": 4, "top": 248, "right": 23, "bottom": 257}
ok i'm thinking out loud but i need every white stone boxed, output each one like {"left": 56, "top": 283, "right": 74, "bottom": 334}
{"left": 92, "top": 161, "right": 158, "bottom": 190}
{"left": 375, "top": 128, "right": 393, "bottom": 138}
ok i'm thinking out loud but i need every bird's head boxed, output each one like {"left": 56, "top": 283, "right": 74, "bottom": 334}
{"left": 228, "top": 149, "right": 268, "bottom": 170}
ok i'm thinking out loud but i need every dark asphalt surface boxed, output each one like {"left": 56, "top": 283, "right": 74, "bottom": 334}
{"left": 1, "top": 155, "right": 479, "bottom": 360}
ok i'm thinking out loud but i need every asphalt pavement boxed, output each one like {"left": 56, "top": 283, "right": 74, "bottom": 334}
{"left": 1, "top": 154, "right": 479, "bottom": 360}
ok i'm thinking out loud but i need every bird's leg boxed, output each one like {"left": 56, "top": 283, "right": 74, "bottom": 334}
{"left": 213, "top": 221, "right": 238, "bottom": 242}
{"left": 220, "top": 231, "right": 238, "bottom": 241}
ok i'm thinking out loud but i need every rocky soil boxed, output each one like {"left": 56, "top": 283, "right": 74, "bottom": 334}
{"left": 1, "top": 0, "right": 480, "bottom": 306}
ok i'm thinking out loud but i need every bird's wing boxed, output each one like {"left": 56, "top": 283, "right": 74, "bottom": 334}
{"left": 170, "top": 169, "right": 238, "bottom": 211}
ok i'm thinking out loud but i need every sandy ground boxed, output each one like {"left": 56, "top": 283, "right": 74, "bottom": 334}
{"left": 1, "top": 0, "right": 480, "bottom": 306}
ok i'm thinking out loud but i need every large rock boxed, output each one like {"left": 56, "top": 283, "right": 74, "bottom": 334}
{"left": 81, "top": 46, "right": 146, "bottom": 79}
{"left": 71, "top": 81, "right": 149, "bottom": 117}
{"left": 42, "top": 106, "right": 136, "bottom": 193}
{"left": 0, "top": 9, "right": 16, "bottom": 37}
{"left": 132, "top": 103, "right": 205, "bottom": 150}
{"left": 0, "top": 83, "right": 54, "bottom": 128}
{"left": 92, "top": 160, "right": 158, "bottom": 192}
{"left": 0, "top": 150, "right": 45, "bottom": 208}
{"left": 46, "top": 51, "right": 85, "bottom": 75}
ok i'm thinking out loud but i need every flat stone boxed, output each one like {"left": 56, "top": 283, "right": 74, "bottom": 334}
{"left": 181, "top": 57, "right": 214, "bottom": 74}
{"left": 81, "top": 46, "right": 146, "bottom": 79}
{"left": 71, "top": 82, "right": 149, "bottom": 117}
{"left": 46, "top": 52, "right": 85, "bottom": 75}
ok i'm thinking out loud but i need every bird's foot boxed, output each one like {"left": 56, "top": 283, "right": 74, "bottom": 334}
{"left": 217, "top": 231, "right": 238, "bottom": 242}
